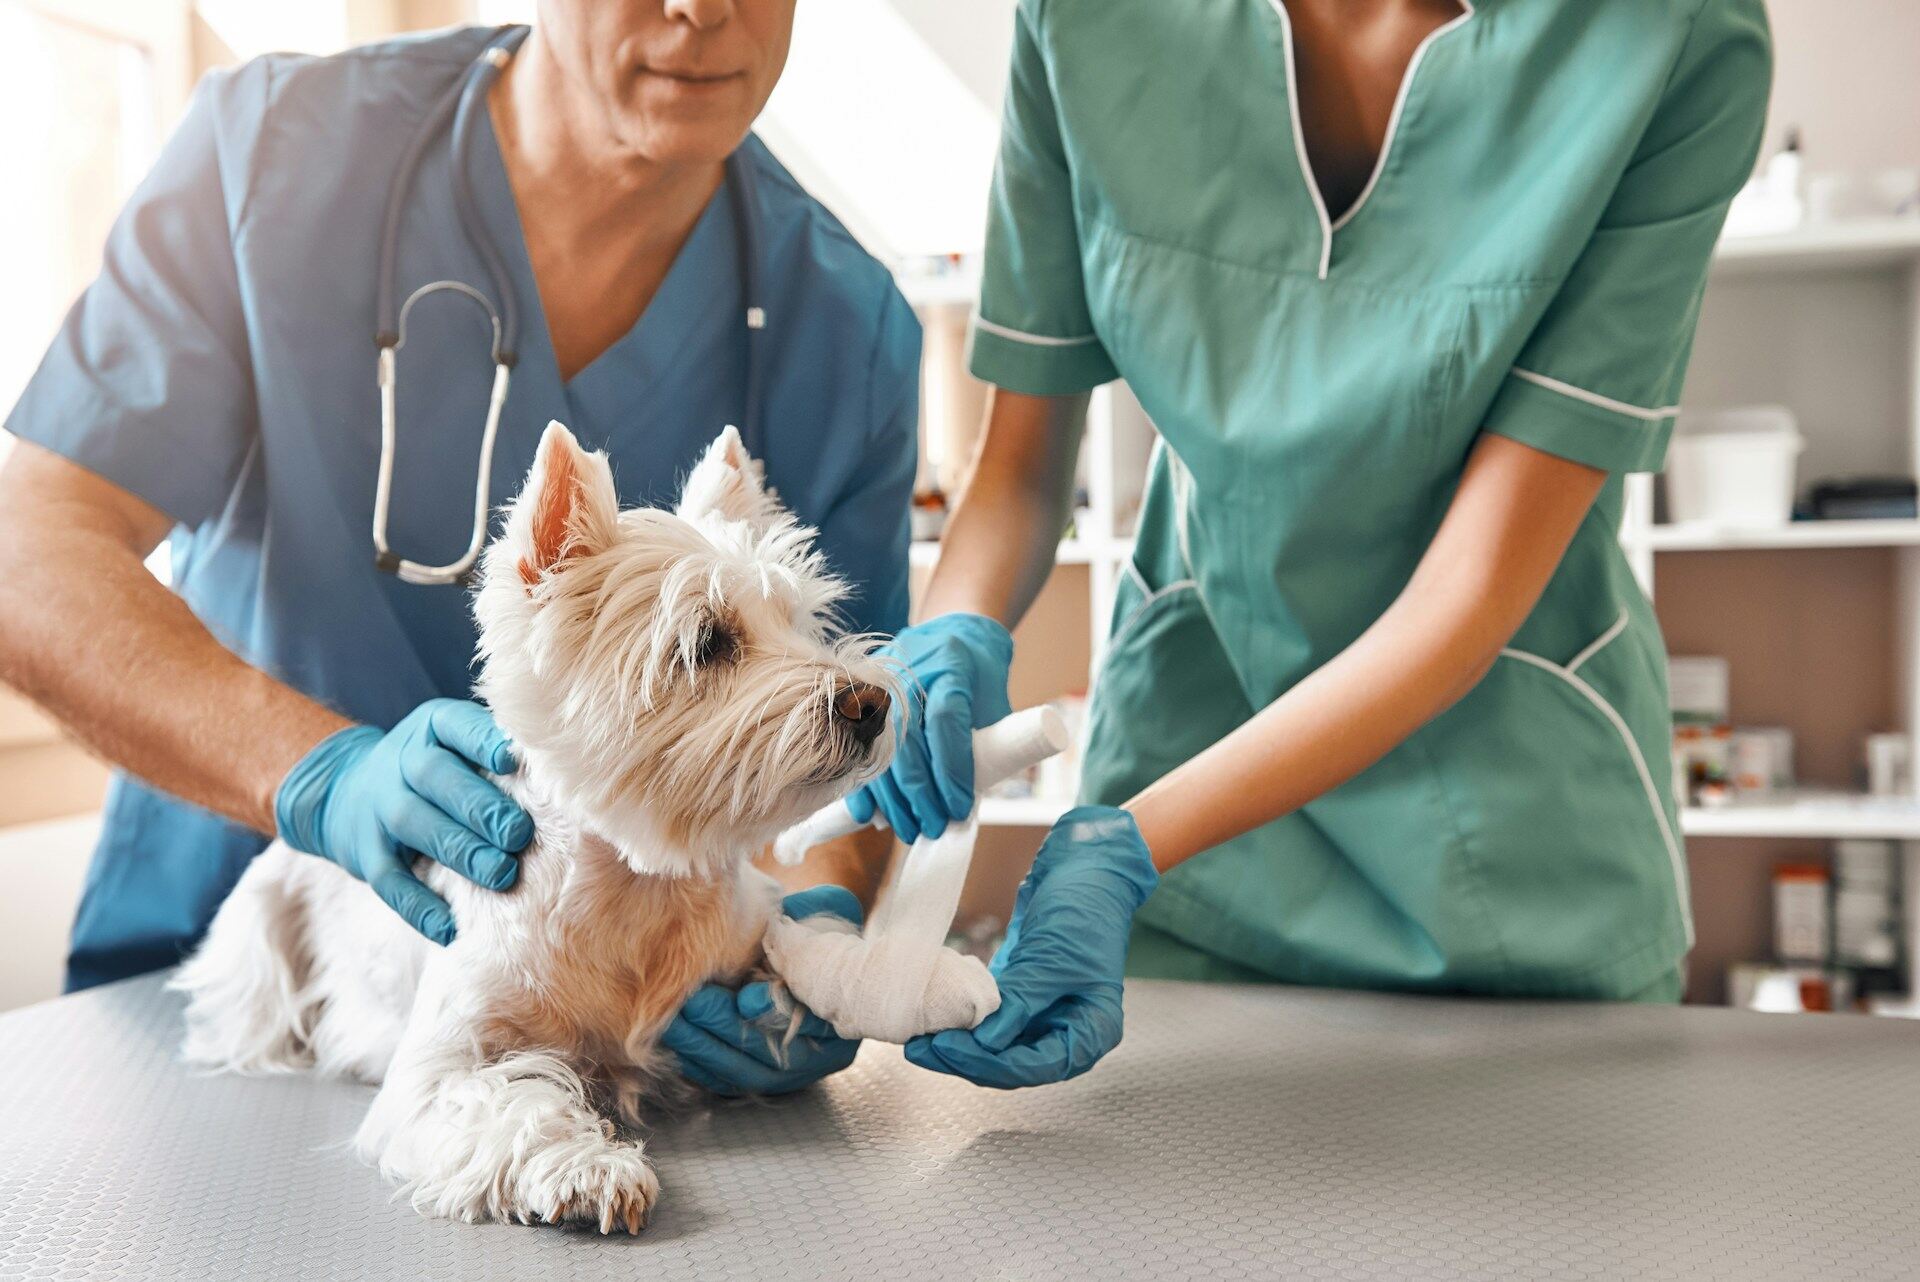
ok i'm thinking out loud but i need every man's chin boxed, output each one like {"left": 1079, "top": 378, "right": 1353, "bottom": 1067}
{"left": 613, "top": 115, "right": 752, "bottom": 167}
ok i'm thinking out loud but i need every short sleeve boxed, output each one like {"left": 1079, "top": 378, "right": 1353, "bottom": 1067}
{"left": 1482, "top": 0, "right": 1771, "bottom": 473}
{"left": 820, "top": 292, "right": 920, "bottom": 640}
{"left": 3, "top": 66, "right": 260, "bottom": 527}
{"left": 966, "top": 0, "right": 1118, "bottom": 396}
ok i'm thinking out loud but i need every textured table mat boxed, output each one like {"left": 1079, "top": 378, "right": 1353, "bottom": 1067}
{"left": 3, "top": 972, "right": 1917, "bottom": 1280}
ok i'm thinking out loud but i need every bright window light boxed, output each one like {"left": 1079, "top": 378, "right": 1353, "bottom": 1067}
{"left": 195, "top": 0, "right": 351, "bottom": 58}
{"left": 758, "top": 0, "right": 997, "bottom": 260}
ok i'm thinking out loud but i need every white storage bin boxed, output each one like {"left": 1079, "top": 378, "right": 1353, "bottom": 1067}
{"left": 1665, "top": 405, "right": 1803, "bottom": 528}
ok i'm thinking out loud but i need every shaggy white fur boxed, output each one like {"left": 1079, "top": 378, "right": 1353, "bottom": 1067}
{"left": 173, "top": 422, "right": 896, "bottom": 1233}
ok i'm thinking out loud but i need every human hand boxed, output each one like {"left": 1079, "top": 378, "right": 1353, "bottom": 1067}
{"left": 273, "top": 699, "right": 533, "bottom": 944}
{"left": 663, "top": 885, "right": 866, "bottom": 1096}
{"left": 845, "top": 612, "right": 1013, "bottom": 843}
{"left": 904, "top": 806, "right": 1157, "bottom": 1088}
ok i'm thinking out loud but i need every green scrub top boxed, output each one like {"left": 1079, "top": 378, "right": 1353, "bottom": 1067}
{"left": 969, "top": 0, "right": 1770, "bottom": 999}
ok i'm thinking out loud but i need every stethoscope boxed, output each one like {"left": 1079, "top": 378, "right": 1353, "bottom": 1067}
{"left": 372, "top": 24, "right": 770, "bottom": 586}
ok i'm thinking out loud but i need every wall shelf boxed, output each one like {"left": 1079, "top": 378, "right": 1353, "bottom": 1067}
{"left": 1682, "top": 794, "right": 1920, "bottom": 841}
{"left": 908, "top": 536, "right": 1132, "bottom": 568}
{"left": 896, "top": 268, "right": 982, "bottom": 311}
{"left": 984, "top": 795, "right": 1920, "bottom": 839}
{"left": 1710, "top": 219, "right": 1920, "bottom": 276}
{"left": 978, "top": 795, "right": 1074, "bottom": 827}
{"left": 1636, "top": 518, "right": 1920, "bottom": 552}
{"left": 988, "top": 792, "right": 1920, "bottom": 838}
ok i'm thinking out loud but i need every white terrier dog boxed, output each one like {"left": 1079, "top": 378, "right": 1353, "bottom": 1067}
{"left": 173, "top": 422, "right": 895, "bottom": 1232}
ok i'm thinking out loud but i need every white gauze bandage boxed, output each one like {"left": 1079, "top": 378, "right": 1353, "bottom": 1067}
{"left": 763, "top": 707, "right": 1068, "bottom": 1044}
{"left": 765, "top": 818, "right": 996, "bottom": 1043}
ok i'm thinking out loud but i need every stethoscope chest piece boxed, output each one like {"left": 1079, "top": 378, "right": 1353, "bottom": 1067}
{"left": 373, "top": 280, "right": 514, "bottom": 586}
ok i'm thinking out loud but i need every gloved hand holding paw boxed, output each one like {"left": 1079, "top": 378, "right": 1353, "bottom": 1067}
{"left": 905, "top": 806, "right": 1158, "bottom": 1089}
{"left": 663, "top": 885, "right": 866, "bottom": 1096}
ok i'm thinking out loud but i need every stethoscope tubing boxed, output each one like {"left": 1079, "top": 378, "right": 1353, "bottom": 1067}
{"left": 371, "top": 24, "right": 768, "bottom": 588}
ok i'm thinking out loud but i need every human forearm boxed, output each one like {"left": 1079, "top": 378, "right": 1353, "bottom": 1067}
{"left": 0, "top": 444, "right": 349, "bottom": 833}
{"left": 919, "top": 388, "right": 1089, "bottom": 629}
{"left": 1127, "top": 434, "right": 1607, "bottom": 871}
{"left": 847, "top": 389, "right": 1085, "bottom": 842}
{"left": 1129, "top": 571, "right": 1513, "bottom": 869}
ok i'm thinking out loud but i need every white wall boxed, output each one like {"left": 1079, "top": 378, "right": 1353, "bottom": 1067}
{"left": 887, "top": 0, "right": 1015, "bottom": 115}
{"left": 758, "top": 0, "right": 1001, "bottom": 259}
{"left": 1765, "top": 0, "right": 1920, "bottom": 174}
{"left": 0, "top": 817, "right": 98, "bottom": 1011}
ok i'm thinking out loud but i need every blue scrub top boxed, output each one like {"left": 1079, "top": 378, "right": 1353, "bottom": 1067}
{"left": 4, "top": 27, "right": 922, "bottom": 991}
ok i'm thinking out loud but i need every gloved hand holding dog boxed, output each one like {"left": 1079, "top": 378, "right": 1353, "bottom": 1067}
{"left": 274, "top": 698, "right": 535, "bottom": 944}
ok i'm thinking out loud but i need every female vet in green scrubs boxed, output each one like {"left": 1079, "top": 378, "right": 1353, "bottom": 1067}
{"left": 859, "top": 0, "right": 1771, "bottom": 1089}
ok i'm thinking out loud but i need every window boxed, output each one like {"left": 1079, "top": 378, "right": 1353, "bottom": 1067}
{"left": 0, "top": 0, "right": 190, "bottom": 460}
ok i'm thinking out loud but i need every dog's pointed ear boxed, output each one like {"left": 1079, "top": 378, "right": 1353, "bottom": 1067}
{"left": 512, "top": 421, "right": 619, "bottom": 586}
{"left": 676, "top": 426, "right": 781, "bottom": 529}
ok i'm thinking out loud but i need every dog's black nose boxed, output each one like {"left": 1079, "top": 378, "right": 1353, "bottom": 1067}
{"left": 833, "top": 681, "right": 890, "bottom": 747}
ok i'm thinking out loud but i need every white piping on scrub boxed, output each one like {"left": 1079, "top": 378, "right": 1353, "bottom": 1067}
{"left": 1511, "top": 368, "right": 1679, "bottom": 422}
{"left": 1566, "top": 609, "right": 1629, "bottom": 675}
{"left": 1327, "top": 0, "right": 1477, "bottom": 234}
{"left": 1138, "top": 578, "right": 1198, "bottom": 612}
{"left": 1264, "top": 0, "right": 1476, "bottom": 278}
{"left": 1265, "top": 0, "right": 1334, "bottom": 280}
{"left": 1498, "top": 643, "right": 1695, "bottom": 948}
{"left": 1111, "top": 570, "right": 1198, "bottom": 651}
{"left": 971, "top": 314, "right": 1100, "bottom": 347}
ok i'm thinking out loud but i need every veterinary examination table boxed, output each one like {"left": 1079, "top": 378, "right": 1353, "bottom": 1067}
{"left": 2, "top": 975, "right": 1915, "bottom": 1280}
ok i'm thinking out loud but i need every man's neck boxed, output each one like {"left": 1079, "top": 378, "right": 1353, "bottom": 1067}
{"left": 487, "top": 27, "right": 729, "bottom": 380}
{"left": 490, "top": 28, "right": 724, "bottom": 258}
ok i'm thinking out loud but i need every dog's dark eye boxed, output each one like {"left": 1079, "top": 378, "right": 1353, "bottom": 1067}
{"left": 694, "top": 619, "right": 739, "bottom": 668}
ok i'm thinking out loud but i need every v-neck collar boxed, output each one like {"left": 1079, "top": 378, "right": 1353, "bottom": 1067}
{"left": 469, "top": 106, "right": 744, "bottom": 410}
{"left": 1264, "top": 0, "right": 1477, "bottom": 279}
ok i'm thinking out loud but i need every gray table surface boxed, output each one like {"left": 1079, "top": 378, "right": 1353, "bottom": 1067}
{"left": 1, "top": 974, "right": 1916, "bottom": 1281}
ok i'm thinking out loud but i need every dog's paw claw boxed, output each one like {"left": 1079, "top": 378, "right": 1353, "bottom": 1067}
{"left": 530, "top": 1147, "right": 659, "bottom": 1235}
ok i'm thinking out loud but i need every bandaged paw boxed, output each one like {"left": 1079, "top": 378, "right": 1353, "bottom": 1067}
{"left": 763, "top": 914, "right": 999, "bottom": 1044}
{"left": 761, "top": 819, "right": 999, "bottom": 1044}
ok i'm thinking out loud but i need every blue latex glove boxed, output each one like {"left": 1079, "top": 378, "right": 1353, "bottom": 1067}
{"left": 663, "top": 886, "right": 865, "bottom": 1096}
{"left": 274, "top": 699, "right": 534, "bottom": 945}
{"left": 905, "top": 806, "right": 1158, "bottom": 1089}
{"left": 846, "top": 612, "right": 1013, "bottom": 844}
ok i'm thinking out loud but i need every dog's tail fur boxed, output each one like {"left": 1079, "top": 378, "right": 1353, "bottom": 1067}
{"left": 171, "top": 848, "right": 320, "bottom": 1073}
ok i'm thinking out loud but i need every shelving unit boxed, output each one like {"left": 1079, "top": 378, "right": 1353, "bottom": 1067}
{"left": 1705, "top": 217, "right": 1920, "bottom": 276}
{"left": 1619, "top": 219, "right": 1920, "bottom": 999}
{"left": 1621, "top": 218, "right": 1920, "bottom": 862}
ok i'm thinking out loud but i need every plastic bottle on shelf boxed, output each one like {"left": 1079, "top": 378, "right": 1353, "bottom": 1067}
{"left": 1773, "top": 863, "right": 1830, "bottom": 966}
{"left": 1724, "top": 128, "right": 1804, "bottom": 237}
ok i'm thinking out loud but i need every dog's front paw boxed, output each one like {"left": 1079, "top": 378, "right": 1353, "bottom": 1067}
{"left": 520, "top": 1144, "right": 660, "bottom": 1234}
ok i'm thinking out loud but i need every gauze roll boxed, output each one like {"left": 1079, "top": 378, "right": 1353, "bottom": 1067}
{"left": 763, "top": 818, "right": 999, "bottom": 1043}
